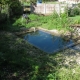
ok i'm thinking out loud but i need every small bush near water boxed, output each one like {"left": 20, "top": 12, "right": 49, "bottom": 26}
{"left": 68, "top": 7, "right": 80, "bottom": 17}
{"left": 68, "top": 3, "right": 80, "bottom": 17}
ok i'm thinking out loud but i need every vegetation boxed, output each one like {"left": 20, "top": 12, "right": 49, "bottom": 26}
{"left": 0, "top": 0, "right": 23, "bottom": 22}
{"left": 68, "top": 3, "right": 80, "bottom": 17}
{"left": 19, "top": 13, "right": 73, "bottom": 32}
{"left": 1, "top": 30, "right": 80, "bottom": 80}
{"left": 0, "top": 0, "right": 80, "bottom": 80}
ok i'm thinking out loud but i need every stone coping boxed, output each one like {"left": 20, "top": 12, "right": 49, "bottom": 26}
{"left": 15, "top": 27, "right": 61, "bottom": 36}
{"left": 36, "top": 27, "right": 61, "bottom": 36}
{"left": 14, "top": 27, "right": 80, "bottom": 42}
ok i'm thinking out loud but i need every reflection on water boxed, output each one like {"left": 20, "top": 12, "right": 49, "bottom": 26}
{"left": 24, "top": 30, "right": 73, "bottom": 53}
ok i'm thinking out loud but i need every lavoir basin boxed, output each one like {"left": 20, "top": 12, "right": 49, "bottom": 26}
{"left": 24, "top": 30, "right": 74, "bottom": 53}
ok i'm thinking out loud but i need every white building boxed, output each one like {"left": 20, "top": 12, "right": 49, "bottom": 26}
{"left": 58, "top": 0, "right": 80, "bottom": 4}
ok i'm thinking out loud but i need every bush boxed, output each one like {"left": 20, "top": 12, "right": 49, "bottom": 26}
{"left": 10, "top": 0, "right": 23, "bottom": 16}
{"left": 68, "top": 7, "right": 80, "bottom": 17}
{"left": 0, "top": 13, "right": 7, "bottom": 23}
{"left": 52, "top": 11, "right": 59, "bottom": 18}
{"left": 60, "top": 13, "right": 67, "bottom": 18}
{"left": 73, "top": 7, "right": 80, "bottom": 15}
{"left": 78, "top": 3, "right": 80, "bottom": 8}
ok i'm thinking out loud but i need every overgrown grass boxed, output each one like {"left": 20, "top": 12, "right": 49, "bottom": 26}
{"left": 18, "top": 13, "right": 73, "bottom": 32}
{"left": 57, "top": 66, "right": 80, "bottom": 80}
{"left": 10, "top": 13, "right": 79, "bottom": 32}
{"left": 0, "top": 13, "right": 80, "bottom": 80}
{"left": 70, "top": 15, "right": 80, "bottom": 24}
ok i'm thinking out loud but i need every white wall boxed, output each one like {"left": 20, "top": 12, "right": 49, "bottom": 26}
{"left": 31, "top": 3, "right": 66, "bottom": 15}
{"left": 58, "top": 0, "right": 80, "bottom": 4}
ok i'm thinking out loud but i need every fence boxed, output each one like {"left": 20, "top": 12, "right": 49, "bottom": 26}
{"left": 31, "top": 3, "right": 69, "bottom": 15}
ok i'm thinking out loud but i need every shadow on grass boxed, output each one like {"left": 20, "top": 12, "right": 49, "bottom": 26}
{"left": 0, "top": 13, "right": 79, "bottom": 80}
{"left": 0, "top": 31, "right": 59, "bottom": 80}
{"left": 0, "top": 16, "right": 23, "bottom": 32}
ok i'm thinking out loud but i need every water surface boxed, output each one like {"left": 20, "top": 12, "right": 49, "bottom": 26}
{"left": 24, "top": 30, "right": 73, "bottom": 53}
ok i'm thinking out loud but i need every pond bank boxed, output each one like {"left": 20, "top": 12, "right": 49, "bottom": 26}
{"left": 14, "top": 26, "right": 80, "bottom": 42}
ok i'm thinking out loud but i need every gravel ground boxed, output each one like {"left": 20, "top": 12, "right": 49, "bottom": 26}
{"left": 61, "top": 44, "right": 80, "bottom": 66}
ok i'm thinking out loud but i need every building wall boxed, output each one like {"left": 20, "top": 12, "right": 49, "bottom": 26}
{"left": 58, "top": 0, "right": 80, "bottom": 4}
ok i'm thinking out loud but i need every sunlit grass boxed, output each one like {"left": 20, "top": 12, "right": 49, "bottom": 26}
{"left": 17, "top": 13, "right": 73, "bottom": 32}
{"left": 70, "top": 15, "right": 80, "bottom": 24}
{"left": 56, "top": 66, "right": 80, "bottom": 80}
{"left": 11, "top": 13, "right": 77, "bottom": 32}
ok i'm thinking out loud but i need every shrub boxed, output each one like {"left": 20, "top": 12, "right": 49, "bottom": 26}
{"left": 52, "top": 11, "right": 59, "bottom": 18}
{"left": 78, "top": 3, "right": 80, "bottom": 8}
{"left": 60, "top": 13, "right": 67, "bottom": 18}
{"left": 73, "top": 7, "right": 80, "bottom": 15}
{"left": 0, "top": 13, "right": 7, "bottom": 23}
{"left": 68, "top": 7, "right": 80, "bottom": 17}
{"left": 10, "top": 0, "right": 23, "bottom": 16}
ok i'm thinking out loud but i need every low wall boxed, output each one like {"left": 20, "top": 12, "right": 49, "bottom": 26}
{"left": 31, "top": 3, "right": 69, "bottom": 15}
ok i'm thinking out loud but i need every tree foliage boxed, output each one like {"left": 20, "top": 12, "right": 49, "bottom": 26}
{"left": 0, "top": 0, "right": 10, "bottom": 5}
{"left": 9, "top": 0, "right": 23, "bottom": 16}
{"left": 0, "top": 0, "right": 23, "bottom": 30}
{"left": 0, "top": 0, "right": 23, "bottom": 19}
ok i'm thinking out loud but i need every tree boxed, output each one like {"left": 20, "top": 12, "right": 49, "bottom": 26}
{"left": 0, "top": 0, "right": 23, "bottom": 19}
{"left": 9, "top": 0, "right": 23, "bottom": 16}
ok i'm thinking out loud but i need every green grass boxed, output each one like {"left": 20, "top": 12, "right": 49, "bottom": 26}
{"left": 71, "top": 15, "right": 80, "bottom": 20}
{"left": 0, "top": 13, "right": 80, "bottom": 80}
{"left": 7, "top": 13, "right": 76, "bottom": 35}
{"left": 70, "top": 15, "right": 80, "bottom": 24}
{"left": 18, "top": 13, "right": 72, "bottom": 32}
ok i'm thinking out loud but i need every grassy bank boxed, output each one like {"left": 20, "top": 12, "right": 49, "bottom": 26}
{"left": 7, "top": 13, "right": 80, "bottom": 32}
{"left": 12, "top": 13, "right": 73, "bottom": 32}
{"left": 70, "top": 15, "right": 80, "bottom": 24}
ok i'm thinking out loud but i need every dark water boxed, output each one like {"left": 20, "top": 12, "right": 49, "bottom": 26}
{"left": 24, "top": 30, "right": 73, "bottom": 53}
